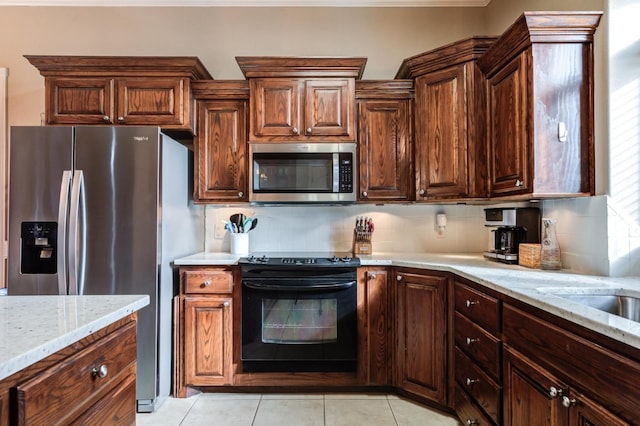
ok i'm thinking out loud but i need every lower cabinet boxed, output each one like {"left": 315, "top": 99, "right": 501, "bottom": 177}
{"left": 357, "top": 267, "right": 392, "bottom": 385}
{"left": 0, "top": 316, "right": 138, "bottom": 426}
{"left": 503, "top": 304, "right": 634, "bottom": 426}
{"left": 395, "top": 269, "right": 449, "bottom": 404}
{"left": 175, "top": 266, "right": 236, "bottom": 396}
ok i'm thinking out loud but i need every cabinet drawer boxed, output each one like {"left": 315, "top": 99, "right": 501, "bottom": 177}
{"left": 454, "top": 281, "right": 500, "bottom": 334}
{"left": 184, "top": 269, "right": 234, "bottom": 294}
{"left": 454, "top": 347, "right": 501, "bottom": 424}
{"left": 455, "top": 312, "right": 501, "bottom": 380}
{"left": 454, "top": 383, "right": 496, "bottom": 426}
{"left": 14, "top": 321, "right": 137, "bottom": 425}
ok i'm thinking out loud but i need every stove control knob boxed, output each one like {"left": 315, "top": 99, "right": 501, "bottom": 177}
{"left": 247, "top": 255, "right": 257, "bottom": 263}
{"left": 259, "top": 255, "right": 269, "bottom": 263}
{"left": 341, "top": 256, "right": 352, "bottom": 262}
{"left": 331, "top": 256, "right": 339, "bottom": 263}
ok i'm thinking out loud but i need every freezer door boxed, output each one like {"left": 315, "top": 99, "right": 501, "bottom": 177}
{"left": 74, "top": 126, "right": 161, "bottom": 406}
{"left": 8, "top": 126, "right": 74, "bottom": 295}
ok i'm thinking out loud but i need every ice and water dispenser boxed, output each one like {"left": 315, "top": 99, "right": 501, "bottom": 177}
{"left": 20, "top": 221, "right": 57, "bottom": 274}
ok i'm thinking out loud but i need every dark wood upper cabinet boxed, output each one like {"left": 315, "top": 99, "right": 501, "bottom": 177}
{"left": 236, "top": 56, "right": 366, "bottom": 142}
{"left": 477, "top": 12, "right": 602, "bottom": 199}
{"left": 26, "top": 56, "right": 212, "bottom": 135}
{"left": 192, "top": 81, "right": 249, "bottom": 203}
{"left": 356, "top": 80, "right": 413, "bottom": 202}
{"left": 396, "top": 37, "right": 496, "bottom": 201}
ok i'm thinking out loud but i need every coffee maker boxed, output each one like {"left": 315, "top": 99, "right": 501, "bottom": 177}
{"left": 483, "top": 207, "right": 541, "bottom": 264}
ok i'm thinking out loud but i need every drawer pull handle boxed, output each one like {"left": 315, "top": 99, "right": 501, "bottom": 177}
{"left": 396, "top": 275, "right": 403, "bottom": 281}
{"left": 466, "top": 420, "right": 479, "bottom": 426}
{"left": 202, "top": 280, "right": 212, "bottom": 287}
{"left": 102, "top": 115, "right": 110, "bottom": 122}
{"left": 92, "top": 364, "right": 108, "bottom": 379}
{"left": 223, "top": 301, "right": 230, "bottom": 308}
{"left": 466, "top": 300, "right": 479, "bottom": 308}
{"left": 465, "top": 377, "right": 479, "bottom": 386}
{"left": 466, "top": 337, "right": 479, "bottom": 345}
{"left": 367, "top": 272, "right": 376, "bottom": 280}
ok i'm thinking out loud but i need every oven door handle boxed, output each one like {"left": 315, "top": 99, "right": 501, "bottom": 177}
{"left": 243, "top": 281, "right": 355, "bottom": 292}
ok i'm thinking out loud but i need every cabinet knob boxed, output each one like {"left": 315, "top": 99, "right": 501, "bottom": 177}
{"left": 515, "top": 179, "right": 524, "bottom": 187}
{"left": 562, "top": 396, "right": 576, "bottom": 408}
{"left": 548, "top": 386, "right": 563, "bottom": 398}
{"left": 419, "top": 189, "right": 425, "bottom": 196}
{"left": 396, "top": 275, "right": 403, "bottom": 281}
{"left": 223, "top": 301, "right": 230, "bottom": 308}
{"left": 306, "top": 127, "right": 312, "bottom": 134}
{"left": 466, "top": 337, "right": 479, "bottom": 345}
{"left": 292, "top": 127, "right": 300, "bottom": 135}
{"left": 367, "top": 272, "right": 376, "bottom": 280}
{"left": 117, "top": 116, "right": 125, "bottom": 122}
{"left": 362, "top": 191, "right": 368, "bottom": 198}
{"left": 465, "top": 377, "right": 479, "bottom": 387}
{"left": 466, "top": 420, "right": 479, "bottom": 426}
{"left": 466, "top": 299, "right": 478, "bottom": 308}
{"left": 202, "top": 280, "right": 211, "bottom": 287}
{"left": 102, "top": 116, "right": 110, "bottom": 122}
{"left": 92, "top": 364, "right": 108, "bottom": 378}
{"left": 238, "top": 191, "right": 244, "bottom": 198}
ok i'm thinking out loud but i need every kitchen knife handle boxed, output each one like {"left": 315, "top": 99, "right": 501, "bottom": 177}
{"left": 57, "top": 170, "right": 72, "bottom": 295}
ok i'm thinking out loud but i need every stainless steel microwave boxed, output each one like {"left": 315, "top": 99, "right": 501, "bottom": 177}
{"left": 249, "top": 143, "right": 356, "bottom": 204}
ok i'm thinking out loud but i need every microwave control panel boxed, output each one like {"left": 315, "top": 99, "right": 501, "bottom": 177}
{"left": 339, "top": 154, "right": 353, "bottom": 193}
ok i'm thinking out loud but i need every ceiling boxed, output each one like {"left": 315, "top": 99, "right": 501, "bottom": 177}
{"left": 0, "top": 0, "right": 492, "bottom": 6}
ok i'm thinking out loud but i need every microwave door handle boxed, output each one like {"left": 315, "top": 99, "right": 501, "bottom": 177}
{"left": 57, "top": 170, "right": 72, "bottom": 295}
{"left": 332, "top": 153, "right": 339, "bottom": 192}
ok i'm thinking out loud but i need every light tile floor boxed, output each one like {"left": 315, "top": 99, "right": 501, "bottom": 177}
{"left": 136, "top": 393, "right": 462, "bottom": 426}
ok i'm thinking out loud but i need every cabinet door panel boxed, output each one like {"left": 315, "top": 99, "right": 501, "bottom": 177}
{"left": 357, "top": 100, "right": 411, "bottom": 201}
{"left": 488, "top": 53, "right": 530, "bottom": 195}
{"left": 251, "top": 79, "right": 301, "bottom": 139}
{"left": 184, "top": 296, "right": 233, "bottom": 386}
{"left": 305, "top": 79, "right": 354, "bottom": 138}
{"left": 504, "top": 348, "right": 566, "bottom": 426}
{"left": 396, "top": 272, "right": 447, "bottom": 404}
{"left": 195, "top": 100, "right": 248, "bottom": 202}
{"left": 415, "top": 66, "right": 468, "bottom": 198}
{"left": 569, "top": 391, "right": 630, "bottom": 426}
{"left": 47, "top": 77, "right": 114, "bottom": 124}
{"left": 117, "top": 78, "right": 185, "bottom": 125}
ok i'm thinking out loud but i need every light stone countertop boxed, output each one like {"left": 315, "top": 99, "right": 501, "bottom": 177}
{"left": 0, "top": 295, "right": 149, "bottom": 381}
{"left": 174, "top": 251, "right": 640, "bottom": 351}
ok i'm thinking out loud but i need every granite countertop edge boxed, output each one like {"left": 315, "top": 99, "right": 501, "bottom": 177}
{"left": 0, "top": 294, "right": 149, "bottom": 381}
{"left": 174, "top": 251, "right": 640, "bottom": 350}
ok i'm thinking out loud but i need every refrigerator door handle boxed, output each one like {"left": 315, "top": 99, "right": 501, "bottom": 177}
{"left": 57, "top": 170, "right": 72, "bottom": 295}
{"left": 68, "top": 170, "right": 86, "bottom": 295}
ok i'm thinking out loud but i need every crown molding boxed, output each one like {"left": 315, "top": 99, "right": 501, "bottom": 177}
{"left": 0, "top": 0, "right": 491, "bottom": 7}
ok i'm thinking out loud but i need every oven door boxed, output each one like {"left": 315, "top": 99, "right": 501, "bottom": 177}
{"left": 241, "top": 275, "right": 357, "bottom": 372}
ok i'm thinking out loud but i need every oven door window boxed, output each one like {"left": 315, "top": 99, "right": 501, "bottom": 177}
{"left": 262, "top": 298, "right": 338, "bottom": 344}
{"left": 253, "top": 153, "right": 334, "bottom": 192}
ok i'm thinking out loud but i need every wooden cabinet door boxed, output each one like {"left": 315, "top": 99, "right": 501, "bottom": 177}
{"left": 116, "top": 77, "right": 186, "bottom": 126}
{"left": 250, "top": 78, "right": 302, "bottom": 139}
{"left": 396, "top": 271, "right": 448, "bottom": 404}
{"left": 569, "top": 391, "right": 630, "bottom": 426}
{"left": 304, "top": 79, "right": 354, "bottom": 139}
{"left": 504, "top": 347, "right": 567, "bottom": 426}
{"left": 487, "top": 52, "right": 530, "bottom": 196}
{"left": 184, "top": 296, "right": 233, "bottom": 386}
{"left": 46, "top": 77, "right": 114, "bottom": 124}
{"left": 357, "top": 267, "right": 391, "bottom": 385}
{"left": 415, "top": 65, "right": 468, "bottom": 199}
{"left": 357, "top": 99, "right": 411, "bottom": 201}
{"left": 195, "top": 100, "right": 248, "bottom": 202}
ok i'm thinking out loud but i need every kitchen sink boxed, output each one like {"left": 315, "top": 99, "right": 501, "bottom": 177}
{"left": 538, "top": 287, "right": 640, "bottom": 322}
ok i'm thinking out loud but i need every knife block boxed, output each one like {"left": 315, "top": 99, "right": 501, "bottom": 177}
{"left": 353, "top": 230, "right": 372, "bottom": 255}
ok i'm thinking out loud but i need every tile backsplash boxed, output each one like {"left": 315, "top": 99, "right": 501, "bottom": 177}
{"left": 202, "top": 195, "right": 637, "bottom": 277}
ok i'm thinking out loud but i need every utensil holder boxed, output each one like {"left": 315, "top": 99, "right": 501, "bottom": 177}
{"left": 230, "top": 233, "right": 249, "bottom": 255}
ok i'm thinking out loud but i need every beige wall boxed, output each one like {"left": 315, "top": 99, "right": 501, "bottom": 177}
{"left": 0, "top": 6, "right": 490, "bottom": 126}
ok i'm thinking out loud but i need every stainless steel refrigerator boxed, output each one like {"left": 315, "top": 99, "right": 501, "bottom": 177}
{"left": 7, "top": 126, "right": 203, "bottom": 412}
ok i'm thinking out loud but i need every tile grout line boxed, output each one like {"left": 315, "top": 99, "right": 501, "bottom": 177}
{"left": 386, "top": 394, "right": 400, "bottom": 426}
{"left": 250, "top": 394, "right": 263, "bottom": 426}
{"left": 178, "top": 393, "right": 200, "bottom": 426}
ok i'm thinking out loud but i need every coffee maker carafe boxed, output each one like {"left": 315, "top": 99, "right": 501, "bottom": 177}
{"left": 483, "top": 207, "right": 540, "bottom": 264}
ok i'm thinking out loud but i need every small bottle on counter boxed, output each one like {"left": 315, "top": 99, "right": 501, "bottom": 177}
{"left": 540, "top": 218, "right": 561, "bottom": 270}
